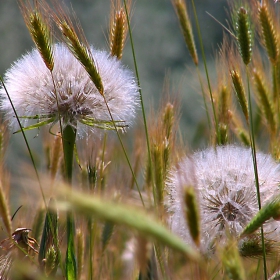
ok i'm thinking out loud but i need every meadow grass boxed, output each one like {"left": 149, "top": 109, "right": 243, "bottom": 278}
{"left": 1, "top": 0, "right": 280, "bottom": 279}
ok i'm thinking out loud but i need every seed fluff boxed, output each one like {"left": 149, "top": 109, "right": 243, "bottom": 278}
{"left": 0, "top": 43, "right": 139, "bottom": 137}
{"left": 167, "top": 145, "right": 280, "bottom": 254}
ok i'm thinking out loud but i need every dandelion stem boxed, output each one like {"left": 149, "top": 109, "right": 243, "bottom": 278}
{"left": 62, "top": 125, "right": 77, "bottom": 280}
{"left": 62, "top": 125, "right": 76, "bottom": 183}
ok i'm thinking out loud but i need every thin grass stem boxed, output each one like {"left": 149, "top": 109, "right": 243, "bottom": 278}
{"left": 246, "top": 67, "right": 267, "bottom": 280}
{"left": 190, "top": 0, "right": 219, "bottom": 144}
{"left": 123, "top": 0, "right": 156, "bottom": 206}
{"left": 196, "top": 67, "right": 211, "bottom": 132}
{"left": 0, "top": 77, "right": 48, "bottom": 211}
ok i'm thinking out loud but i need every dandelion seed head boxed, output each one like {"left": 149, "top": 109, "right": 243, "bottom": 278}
{"left": 167, "top": 145, "right": 280, "bottom": 253}
{"left": 0, "top": 43, "right": 139, "bottom": 137}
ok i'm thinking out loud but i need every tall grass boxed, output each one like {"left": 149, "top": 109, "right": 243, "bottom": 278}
{"left": 1, "top": 0, "right": 280, "bottom": 279}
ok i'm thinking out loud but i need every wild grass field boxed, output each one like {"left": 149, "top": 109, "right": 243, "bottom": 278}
{"left": 0, "top": 0, "right": 280, "bottom": 279}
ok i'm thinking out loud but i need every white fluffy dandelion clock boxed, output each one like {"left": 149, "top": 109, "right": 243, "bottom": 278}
{"left": 0, "top": 43, "right": 139, "bottom": 137}
{"left": 167, "top": 145, "right": 280, "bottom": 255}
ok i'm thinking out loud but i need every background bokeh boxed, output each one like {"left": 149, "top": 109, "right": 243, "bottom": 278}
{"left": 0, "top": 0, "right": 229, "bottom": 162}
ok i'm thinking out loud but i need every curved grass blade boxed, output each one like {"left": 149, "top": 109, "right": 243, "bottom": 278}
{"left": 57, "top": 187, "right": 200, "bottom": 261}
{"left": 241, "top": 195, "right": 280, "bottom": 237}
{"left": 13, "top": 118, "right": 55, "bottom": 134}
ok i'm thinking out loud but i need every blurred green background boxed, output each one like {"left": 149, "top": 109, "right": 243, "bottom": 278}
{"left": 0, "top": 0, "right": 229, "bottom": 162}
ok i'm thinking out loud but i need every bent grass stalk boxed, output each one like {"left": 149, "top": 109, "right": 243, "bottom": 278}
{"left": 56, "top": 187, "right": 200, "bottom": 261}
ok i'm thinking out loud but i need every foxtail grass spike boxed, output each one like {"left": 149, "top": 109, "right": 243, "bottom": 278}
{"left": 218, "top": 86, "right": 230, "bottom": 125}
{"left": 239, "top": 234, "right": 278, "bottom": 258}
{"left": 162, "top": 102, "right": 174, "bottom": 142}
{"left": 230, "top": 69, "right": 249, "bottom": 122}
{"left": 110, "top": 8, "right": 126, "bottom": 59}
{"left": 237, "top": 128, "right": 250, "bottom": 146}
{"left": 218, "top": 123, "right": 228, "bottom": 145}
{"left": 253, "top": 69, "right": 276, "bottom": 135}
{"left": 101, "top": 221, "right": 115, "bottom": 252}
{"left": 183, "top": 186, "right": 200, "bottom": 247}
{"left": 235, "top": 7, "right": 252, "bottom": 65}
{"left": 173, "top": 0, "right": 198, "bottom": 65}
{"left": 38, "top": 198, "right": 59, "bottom": 270}
{"left": 241, "top": 195, "right": 280, "bottom": 237}
{"left": 220, "top": 239, "right": 246, "bottom": 280}
{"left": 152, "top": 144, "right": 164, "bottom": 206}
{"left": 259, "top": 4, "right": 279, "bottom": 65}
{"left": 55, "top": 15, "right": 104, "bottom": 95}
{"left": 20, "top": 2, "right": 54, "bottom": 71}
{"left": 217, "top": 86, "right": 230, "bottom": 145}
{"left": 162, "top": 102, "right": 174, "bottom": 180}
{"left": 45, "top": 246, "right": 59, "bottom": 277}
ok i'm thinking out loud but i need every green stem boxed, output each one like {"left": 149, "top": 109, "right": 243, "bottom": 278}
{"left": 62, "top": 124, "right": 77, "bottom": 280}
{"left": 123, "top": 0, "right": 156, "bottom": 207}
{"left": 190, "top": 0, "right": 219, "bottom": 144}
{"left": 62, "top": 125, "right": 76, "bottom": 182}
{"left": 246, "top": 68, "right": 267, "bottom": 280}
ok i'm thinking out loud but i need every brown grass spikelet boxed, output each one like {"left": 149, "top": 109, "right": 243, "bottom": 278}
{"left": 258, "top": 3, "right": 279, "bottom": 65}
{"left": 50, "top": 133, "right": 62, "bottom": 181}
{"left": 162, "top": 102, "right": 175, "bottom": 179}
{"left": 172, "top": 0, "right": 198, "bottom": 66}
{"left": 19, "top": 0, "right": 54, "bottom": 71}
{"left": 110, "top": 9, "right": 126, "bottom": 59}
{"left": 218, "top": 85, "right": 231, "bottom": 125}
{"left": 109, "top": 0, "right": 131, "bottom": 59}
{"left": 217, "top": 85, "right": 231, "bottom": 144}
{"left": 0, "top": 180, "right": 12, "bottom": 236}
{"left": 230, "top": 69, "right": 249, "bottom": 122}
{"left": 252, "top": 68, "right": 276, "bottom": 135}
{"left": 162, "top": 102, "right": 175, "bottom": 142}
{"left": 52, "top": 5, "right": 104, "bottom": 95}
{"left": 152, "top": 143, "right": 164, "bottom": 206}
